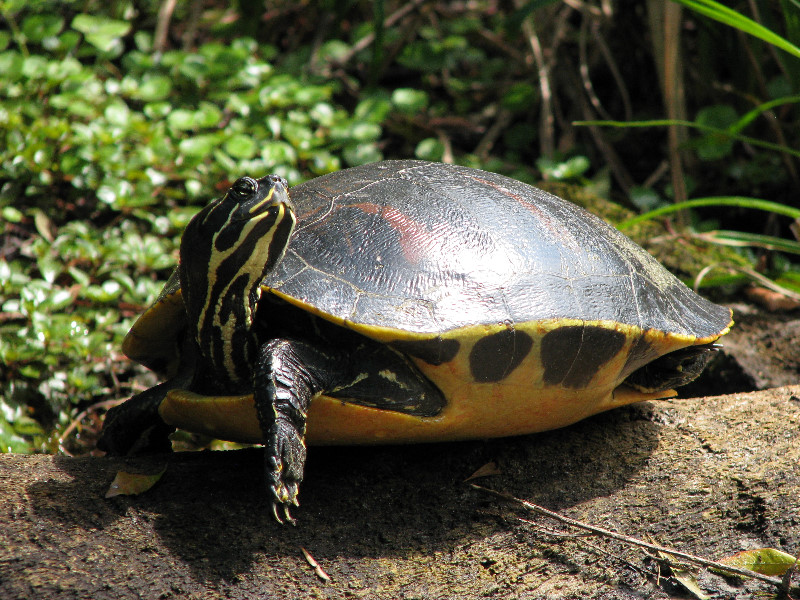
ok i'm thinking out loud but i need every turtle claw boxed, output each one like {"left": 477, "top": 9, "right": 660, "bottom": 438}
{"left": 263, "top": 415, "right": 306, "bottom": 523}
{"left": 272, "top": 501, "right": 296, "bottom": 526}
{"left": 269, "top": 479, "right": 300, "bottom": 525}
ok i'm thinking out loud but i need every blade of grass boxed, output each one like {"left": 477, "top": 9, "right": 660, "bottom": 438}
{"left": 574, "top": 119, "right": 800, "bottom": 159}
{"left": 728, "top": 95, "right": 800, "bottom": 134}
{"left": 670, "top": 0, "right": 800, "bottom": 59}
{"left": 618, "top": 196, "right": 800, "bottom": 229}
{"left": 695, "top": 230, "right": 800, "bottom": 255}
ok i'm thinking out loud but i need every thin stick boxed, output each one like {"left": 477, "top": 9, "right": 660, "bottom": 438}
{"left": 471, "top": 484, "right": 786, "bottom": 588}
{"left": 331, "top": 0, "right": 427, "bottom": 67}
{"left": 154, "top": 0, "right": 178, "bottom": 53}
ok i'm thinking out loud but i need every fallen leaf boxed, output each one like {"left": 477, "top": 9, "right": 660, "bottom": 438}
{"left": 658, "top": 550, "right": 709, "bottom": 600}
{"left": 465, "top": 461, "right": 501, "bottom": 481}
{"left": 716, "top": 548, "right": 797, "bottom": 577}
{"left": 105, "top": 467, "right": 167, "bottom": 498}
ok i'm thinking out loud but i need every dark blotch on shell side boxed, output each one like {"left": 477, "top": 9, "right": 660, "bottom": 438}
{"left": 469, "top": 328, "right": 534, "bottom": 383}
{"left": 541, "top": 325, "right": 627, "bottom": 389}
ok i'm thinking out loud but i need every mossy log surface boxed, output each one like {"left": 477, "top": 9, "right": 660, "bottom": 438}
{"left": 2, "top": 387, "right": 798, "bottom": 599}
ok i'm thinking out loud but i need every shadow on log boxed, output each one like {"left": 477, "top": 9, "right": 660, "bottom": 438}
{"left": 2, "top": 387, "right": 799, "bottom": 599}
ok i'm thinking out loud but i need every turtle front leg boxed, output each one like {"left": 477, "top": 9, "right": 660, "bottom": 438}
{"left": 253, "top": 338, "right": 333, "bottom": 524}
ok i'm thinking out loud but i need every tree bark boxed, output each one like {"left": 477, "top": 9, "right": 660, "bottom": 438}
{"left": 2, "top": 386, "right": 799, "bottom": 600}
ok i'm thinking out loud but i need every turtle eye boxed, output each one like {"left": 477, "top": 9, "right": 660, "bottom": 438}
{"left": 230, "top": 176, "right": 258, "bottom": 200}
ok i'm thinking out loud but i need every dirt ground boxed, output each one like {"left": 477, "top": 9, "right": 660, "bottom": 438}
{"left": 1, "top": 304, "right": 799, "bottom": 600}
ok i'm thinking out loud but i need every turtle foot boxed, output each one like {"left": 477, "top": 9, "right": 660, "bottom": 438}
{"left": 265, "top": 417, "right": 306, "bottom": 524}
{"left": 98, "top": 385, "right": 175, "bottom": 456}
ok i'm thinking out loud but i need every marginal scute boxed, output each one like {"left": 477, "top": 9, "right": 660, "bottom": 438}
{"left": 619, "top": 334, "right": 659, "bottom": 381}
{"left": 469, "top": 328, "right": 534, "bottom": 383}
{"left": 389, "top": 337, "right": 461, "bottom": 365}
{"left": 541, "top": 325, "right": 627, "bottom": 388}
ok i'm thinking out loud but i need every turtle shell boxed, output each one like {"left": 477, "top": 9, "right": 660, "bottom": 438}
{"left": 263, "top": 160, "right": 730, "bottom": 341}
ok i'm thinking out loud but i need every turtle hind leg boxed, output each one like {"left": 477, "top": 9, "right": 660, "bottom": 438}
{"left": 98, "top": 381, "right": 177, "bottom": 455}
{"left": 99, "top": 335, "right": 196, "bottom": 456}
{"left": 624, "top": 342, "right": 718, "bottom": 393}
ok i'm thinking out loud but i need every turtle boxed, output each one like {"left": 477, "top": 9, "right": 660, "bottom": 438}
{"left": 99, "top": 159, "right": 733, "bottom": 523}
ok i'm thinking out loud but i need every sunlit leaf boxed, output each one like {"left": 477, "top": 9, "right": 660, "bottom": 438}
{"left": 224, "top": 134, "right": 257, "bottom": 159}
{"left": 391, "top": 88, "right": 429, "bottom": 114}
{"left": 717, "top": 548, "right": 797, "bottom": 577}
{"left": 71, "top": 15, "right": 131, "bottom": 53}
{"left": 105, "top": 467, "right": 167, "bottom": 498}
{"left": 179, "top": 134, "right": 219, "bottom": 157}
{"left": 22, "top": 14, "right": 64, "bottom": 42}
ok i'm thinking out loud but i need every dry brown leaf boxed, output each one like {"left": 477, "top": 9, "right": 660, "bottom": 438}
{"left": 105, "top": 467, "right": 167, "bottom": 498}
{"left": 465, "top": 461, "right": 501, "bottom": 481}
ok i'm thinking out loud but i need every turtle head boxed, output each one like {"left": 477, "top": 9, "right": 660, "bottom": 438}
{"left": 179, "top": 175, "right": 296, "bottom": 382}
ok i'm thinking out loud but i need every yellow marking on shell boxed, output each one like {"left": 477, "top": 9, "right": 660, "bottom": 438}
{"left": 122, "top": 291, "right": 186, "bottom": 368}
{"left": 378, "top": 369, "right": 409, "bottom": 389}
{"left": 158, "top": 316, "right": 695, "bottom": 446}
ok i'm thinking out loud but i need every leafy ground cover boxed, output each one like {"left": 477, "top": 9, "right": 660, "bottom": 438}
{"left": 1, "top": 0, "right": 798, "bottom": 453}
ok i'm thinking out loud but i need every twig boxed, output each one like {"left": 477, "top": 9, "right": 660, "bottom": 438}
{"left": 576, "top": 89, "right": 635, "bottom": 193}
{"left": 154, "top": 0, "right": 178, "bottom": 53}
{"left": 331, "top": 0, "right": 427, "bottom": 67}
{"left": 301, "top": 547, "right": 331, "bottom": 582}
{"left": 436, "top": 130, "right": 454, "bottom": 165}
{"left": 474, "top": 109, "right": 513, "bottom": 162}
{"left": 471, "top": 484, "right": 787, "bottom": 589}
{"left": 520, "top": 7, "right": 555, "bottom": 157}
{"left": 779, "top": 551, "right": 800, "bottom": 600}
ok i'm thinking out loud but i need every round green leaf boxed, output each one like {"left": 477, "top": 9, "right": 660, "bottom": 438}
{"left": 391, "top": 88, "right": 429, "bottom": 114}
{"left": 260, "top": 141, "right": 297, "bottom": 167}
{"left": 415, "top": 138, "right": 445, "bottom": 161}
{"left": 502, "top": 82, "right": 536, "bottom": 111}
{"left": 179, "top": 134, "right": 219, "bottom": 157}
{"left": 195, "top": 102, "right": 223, "bottom": 128}
{"left": 22, "top": 55, "right": 48, "bottom": 79}
{"left": 224, "top": 134, "right": 257, "bottom": 159}
{"left": 167, "top": 109, "right": 197, "bottom": 131}
{"left": 0, "top": 51, "right": 24, "bottom": 79}
{"left": 144, "top": 101, "right": 171, "bottom": 119}
{"left": 344, "top": 143, "right": 382, "bottom": 166}
{"left": 2, "top": 205, "right": 23, "bottom": 222}
{"left": 22, "top": 14, "right": 64, "bottom": 43}
{"left": 71, "top": 14, "right": 131, "bottom": 53}
{"left": 104, "top": 100, "right": 131, "bottom": 127}
{"left": 136, "top": 75, "right": 172, "bottom": 102}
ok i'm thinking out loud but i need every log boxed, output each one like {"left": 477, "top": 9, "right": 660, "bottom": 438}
{"left": 2, "top": 386, "right": 799, "bottom": 599}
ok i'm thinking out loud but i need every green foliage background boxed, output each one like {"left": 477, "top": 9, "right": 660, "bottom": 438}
{"left": 0, "top": 0, "right": 797, "bottom": 453}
